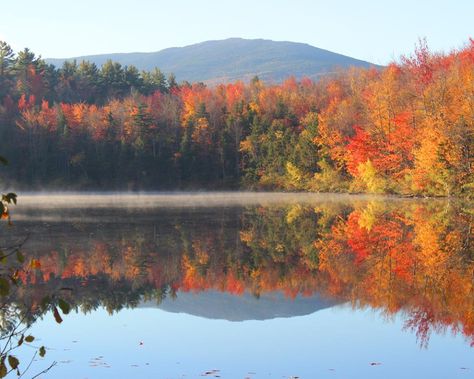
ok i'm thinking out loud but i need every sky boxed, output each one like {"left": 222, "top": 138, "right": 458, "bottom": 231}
{"left": 1, "top": 0, "right": 473, "bottom": 65}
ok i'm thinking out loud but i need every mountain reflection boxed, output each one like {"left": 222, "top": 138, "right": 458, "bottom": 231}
{"left": 5, "top": 196, "right": 474, "bottom": 348}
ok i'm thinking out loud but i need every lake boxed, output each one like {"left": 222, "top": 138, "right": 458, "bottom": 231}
{"left": 2, "top": 193, "right": 473, "bottom": 378}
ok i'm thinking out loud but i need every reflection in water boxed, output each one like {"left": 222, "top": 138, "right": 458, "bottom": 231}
{"left": 3, "top": 194, "right": 474, "bottom": 350}
{"left": 151, "top": 291, "right": 338, "bottom": 321}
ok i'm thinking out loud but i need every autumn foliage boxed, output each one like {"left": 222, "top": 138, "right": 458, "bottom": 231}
{"left": 6, "top": 199, "right": 474, "bottom": 348}
{"left": 1, "top": 39, "right": 474, "bottom": 194}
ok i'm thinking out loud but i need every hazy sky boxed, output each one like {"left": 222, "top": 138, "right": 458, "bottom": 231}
{"left": 1, "top": 0, "right": 472, "bottom": 65}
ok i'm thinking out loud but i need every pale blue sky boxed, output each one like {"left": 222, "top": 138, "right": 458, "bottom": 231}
{"left": 1, "top": 0, "right": 472, "bottom": 65}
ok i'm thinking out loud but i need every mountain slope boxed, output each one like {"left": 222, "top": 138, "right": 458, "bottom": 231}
{"left": 46, "top": 38, "right": 377, "bottom": 84}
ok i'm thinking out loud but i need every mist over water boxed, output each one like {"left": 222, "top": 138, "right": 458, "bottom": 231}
{"left": 17, "top": 191, "right": 385, "bottom": 206}
{"left": 13, "top": 191, "right": 445, "bottom": 220}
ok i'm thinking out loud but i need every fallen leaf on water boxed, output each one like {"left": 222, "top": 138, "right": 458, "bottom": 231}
{"left": 202, "top": 369, "right": 220, "bottom": 376}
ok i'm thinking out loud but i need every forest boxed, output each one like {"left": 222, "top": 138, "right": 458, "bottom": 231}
{"left": 0, "top": 39, "right": 473, "bottom": 196}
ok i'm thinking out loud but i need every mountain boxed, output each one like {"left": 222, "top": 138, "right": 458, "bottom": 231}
{"left": 140, "top": 290, "right": 339, "bottom": 321}
{"left": 46, "top": 38, "right": 378, "bottom": 84}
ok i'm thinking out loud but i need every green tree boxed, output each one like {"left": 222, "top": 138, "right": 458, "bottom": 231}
{"left": 13, "top": 48, "right": 40, "bottom": 96}
{"left": 100, "top": 60, "right": 126, "bottom": 99}
{"left": 141, "top": 68, "right": 168, "bottom": 94}
{"left": 0, "top": 41, "right": 15, "bottom": 99}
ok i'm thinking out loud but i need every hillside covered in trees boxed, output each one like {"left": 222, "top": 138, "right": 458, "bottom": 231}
{"left": 0, "top": 39, "right": 473, "bottom": 196}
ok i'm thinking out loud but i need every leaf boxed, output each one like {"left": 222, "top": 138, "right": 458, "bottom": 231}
{"left": 8, "top": 355, "right": 19, "bottom": 370}
{"left": 39, "top": 346, "right": 46, "bottom": 358}
{"left": 6, "top": 193, "right": 16, "bottom": 205}
{"left": 2, "top": 193, "right": 16, "bottom": 205}
{"left": 0, "top": 277, "right": 10, "bottom": 296}
{"left": 58, "top": 299, "right": 71, "bottom": 315}
{"left": 0, "top": 156, "right": 8, "bottom": 165}
{"left": 18, "top": 335, "right": 24, "bottom": 346}
{"left": 16, "top": 251, "right": 24, "bottom": 264}
{"left": 24, "top": 335, "right": 34, "bottom": 343}
{"left": 0, "top": 362, "right": 6, "bottom": 378}
{"left": 53, "top": 307, "right": 63, "bottom": 324}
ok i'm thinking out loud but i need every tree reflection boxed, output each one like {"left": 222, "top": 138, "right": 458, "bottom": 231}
{"left": 7, "top": 200, "right": 474, "bottom": 348}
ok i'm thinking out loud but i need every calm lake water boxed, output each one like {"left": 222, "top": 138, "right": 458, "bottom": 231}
{"left": 2, "top": 193, "right": 474, "bottom": 378}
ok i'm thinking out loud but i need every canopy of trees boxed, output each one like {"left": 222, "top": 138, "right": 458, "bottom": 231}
{"left": 0, "top": 39, "right": 473, "bottom": 195}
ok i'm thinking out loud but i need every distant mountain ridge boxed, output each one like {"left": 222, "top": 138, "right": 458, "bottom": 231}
{"left": 46, "top": 38, "right": 378, "bottom": 84}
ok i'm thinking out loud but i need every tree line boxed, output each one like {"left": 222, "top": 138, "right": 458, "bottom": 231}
{"left": 0, "top": 39, "right": 473, "bottom": 195}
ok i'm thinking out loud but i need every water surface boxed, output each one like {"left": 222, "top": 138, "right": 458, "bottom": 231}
{"left": 2, "top": 193, "right": 473, "bottom": 378}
